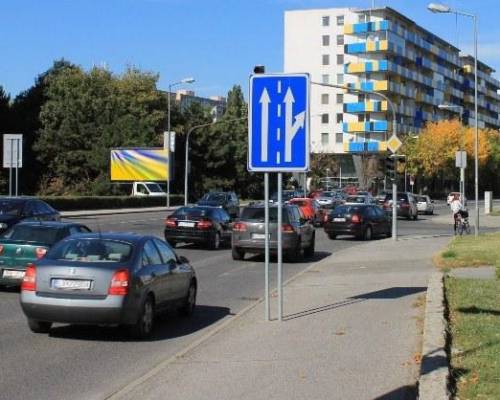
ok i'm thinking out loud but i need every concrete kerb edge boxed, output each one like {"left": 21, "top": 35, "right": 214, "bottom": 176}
{"left": 104, "top": 247, "right": 337, "bottom": 400}
{"left": 418, "top": 271, "right": 451, "bottom": 400}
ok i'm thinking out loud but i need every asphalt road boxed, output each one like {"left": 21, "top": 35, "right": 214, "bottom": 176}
{"left": 0, "top": 203, "right": 459, "bottom": 400}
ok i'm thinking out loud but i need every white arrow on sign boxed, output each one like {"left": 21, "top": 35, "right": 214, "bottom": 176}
{"left": 259, "top": 88, "right": 271, "bottom": 162}
{"left": 284, "top": 87, "right": 305, "bottom": 162}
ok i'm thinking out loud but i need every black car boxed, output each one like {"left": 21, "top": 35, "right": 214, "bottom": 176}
{"left": 196, "top": 192, "right": 239, "bottom": 218}
{"left": 324, "top": 204, "right": 392, "bottom": 240}
{"left": 165, "top": 206, "right": 232, "bottom": 249}
{"left": 0, "top": 198, "right": 60, "bottom": 234}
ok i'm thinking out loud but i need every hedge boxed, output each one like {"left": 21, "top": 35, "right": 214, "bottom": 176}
{"left": 40, "top": 195, "right": 185, "bottom": 211}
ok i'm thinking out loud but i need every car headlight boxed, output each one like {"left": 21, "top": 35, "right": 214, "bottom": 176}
{"left": 0, "top": 223, "right": 8, "bottom": 229}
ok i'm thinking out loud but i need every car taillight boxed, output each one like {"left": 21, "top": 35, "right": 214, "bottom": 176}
{"left": 351, "top": 214, "right": 362, "bottom": 224}
{"left": 0, "top": 245, "right": 3, "bottom": 255}
{"left": 21, "top": 264, "right": 36, "bottom": 291}
{"left": 282, "top": 224, "right": 294, "bottom": 233}
{"left": 165, "top": 218, "right": 177, "bottom": 228}
{"left": 35, "top": 247, "right": 47, "bottom": 259}
{"left": 108, "top": 269, "right": 129, "bottom": 295}
{"left": 233, "top": 222, "right": 247, "bottom": 232}
{"left": 197, "top": 219, "right": 213, "bottom": 230}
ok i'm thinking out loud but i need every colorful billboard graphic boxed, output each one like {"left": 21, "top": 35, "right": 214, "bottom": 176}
{"left": 110, "top": 148, "right": 169, "bottom": 181}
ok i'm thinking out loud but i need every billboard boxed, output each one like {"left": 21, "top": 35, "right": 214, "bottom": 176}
{"left": 110, "top": 148, "right": 169, "bottom": 181}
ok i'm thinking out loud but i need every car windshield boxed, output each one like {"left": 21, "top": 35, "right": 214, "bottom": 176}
{"left": 172, "top": 207, "right": 214, "bottom": 219}
{"left": 201, "top": 193, "right": 226, "bottom": 202}
{"left": 417, "top": 196, "right": 427, "bottom": 202}
{"left": 145, "top": 183, "right": 163, "bottom": 193}
{"left": 320, "top": 192, "right": 335, "bottom": 198}
{"left": 346, "top": 196, "right": 366, "bottom": 203}
{"left": 0, "top": 201, "right": 24, "bottom": 216}
{"left": 47, "top": 239, "right": 133, "bottom": 262}
{"left": 1, "top": 225, "right": 60, "bottom": 244}
{"left": 240, "top": 207, "right": 290, "bottom": 223}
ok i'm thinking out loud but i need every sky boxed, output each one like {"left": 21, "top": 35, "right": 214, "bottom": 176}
{"left": 1, "top": 0, "right": 499, "bottom": 100}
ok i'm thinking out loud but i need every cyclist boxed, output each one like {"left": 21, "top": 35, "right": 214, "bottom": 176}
{"left": 450, "top": 193, "right": 463, "bottom": 234}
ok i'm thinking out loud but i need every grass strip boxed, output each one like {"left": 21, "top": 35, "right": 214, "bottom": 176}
{"left": 445, "top": 277, "right": 500, "bottom": 399}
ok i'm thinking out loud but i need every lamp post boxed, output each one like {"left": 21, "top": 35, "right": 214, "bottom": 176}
{"left": 428, "top": 2, "right": 479, "bottom": 237}
{"left": 438, "top": 104, "right": 466, "bottom": 202}
{"left": 167, "top": 77, "right": 195, "bottom": 208}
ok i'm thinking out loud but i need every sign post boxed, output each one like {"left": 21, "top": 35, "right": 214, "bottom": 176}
{"left": 456, "top": 150, "right": 467, "bottom": 202}
{"left": 387, "top": 136, "right": 402, "bottom": 242}
{"left": 3, "top": 134, "right": 23, "bottom": 196}
{"left": 249, "top": 73, "right": 310, "bottom": 321}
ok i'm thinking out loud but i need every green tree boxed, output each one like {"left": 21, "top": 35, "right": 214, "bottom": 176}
{"left": 35, "top": 65, "right": 166, "bottom": 195}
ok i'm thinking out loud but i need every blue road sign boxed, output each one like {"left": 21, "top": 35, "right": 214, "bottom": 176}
{"left": 248, "top": 73, "right": 309, "bottom": 172}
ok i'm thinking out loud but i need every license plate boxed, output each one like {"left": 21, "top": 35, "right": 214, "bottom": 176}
{"left": 333, "top": 217, "right": 346, "bottom": 222}
{"left": 178, "top": 221, "right": 195, "bottom": 228}
{"left": 52, "top": 279, "right": 92, "bottom": 290}
{"left": 2, "top": 269, "right": 25, "bottom": 279}
{"left": 252, "top": 233, "right": 269, "bottom": 240}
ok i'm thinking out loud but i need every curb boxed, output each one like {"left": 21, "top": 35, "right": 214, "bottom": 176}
{"left": 418, "top": 271, "right": 450, "bottom": 400}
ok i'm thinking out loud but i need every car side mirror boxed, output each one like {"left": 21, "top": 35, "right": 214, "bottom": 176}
{"left": 177, "top": 255, "right": 189, "bottom": 264}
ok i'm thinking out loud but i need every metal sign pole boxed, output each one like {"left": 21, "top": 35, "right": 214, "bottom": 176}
{"left": 277, "top": 172, "right": 283, "bottom": 321}
{"left": 167, "top": 134, "right": 170, "bottom": 208}
{"left": 264, "top": 172, "right": 270, "bottom": 321}
{"left": 9, "top": 139, "right": 13, "bottom": 196}
{"left": 15, "top": 139, "right": 19, "bottom": 196}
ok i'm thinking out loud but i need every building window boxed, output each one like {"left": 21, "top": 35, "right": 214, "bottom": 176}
{"left": 336, "top": 133, "right": 343, "bottom": 143}
{"left": 336, "top": 93, "right": 343, "bottom": 104}
{"left": 322, "top": 74, "right": 330, "bottom": 84}
{"left": 321, "top": 94, "right": 329, "bottom": 104}
{"left": 321, "top": 132, "right": 329, "bottom": 145}
{"left": 358, "top": 14, "right": 366, "bottom": 23}
{"left": 337, "top": 15, "right": 344, "bottom": 26}
{"left": 337, "top": 74, "right": 344, "bottom": 84}
{"left": 336, "top": 113, "right": 343, "bottom": 123}
{"left": 336, "top": 35, "right": 344, "bottom": 45}
{"left": 358, "top": 114, "right": 365, "bottom": 122}
{"left": 322, "top": 16, "right": 330, "bottom": 26}
{"left": 321, "top": 113, "right": 329, "bottom": 124}
{"left": 322, "top": 35, "right": 330, "bottom": 46}
{"left": 322, "top": 54, "right": 330, "bottom": 65}
{"left": 358, "top": 94, "right": 365, "bottom": 102}
{"left": 337, "top": 54, "right": 344, "bottom": 65}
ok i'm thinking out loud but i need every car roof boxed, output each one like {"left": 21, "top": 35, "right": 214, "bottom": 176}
{"left": 14, "top": 221, "right": 84, "bottom": 228}
{"left": 64, "top": 232, "right": 146, "bottom": 243}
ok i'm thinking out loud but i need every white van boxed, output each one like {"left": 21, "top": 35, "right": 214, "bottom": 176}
{"left": 131, "top": 182, "right": 167, "bottom": 197}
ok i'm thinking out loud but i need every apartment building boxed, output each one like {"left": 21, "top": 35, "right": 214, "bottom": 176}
{"left": 284, "top": 6, "right": 500, "bottom": 161}
{"left": 162, "top": 90, "right": 227, "bottom": 121}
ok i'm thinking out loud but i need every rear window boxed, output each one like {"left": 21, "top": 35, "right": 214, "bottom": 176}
{"left": 290, "top": 200, "right": 308, "bottom": 207}
{"left": 172, "top": 207, "right": 214, "bottom": 219}
{"left": 47, "top": 239, "right": 133, "bottom": 263}
{"left": 240, "top": 207, "right": 290, "bottom": 223}
{"left": 346, "top": 196, "right": 366, "bottom": 203}
{"left": 201, "top": 193, "right": 227, "bottom": 202}
{"left": 0, "top": 201, "right": 24, "bottom": 216}
{"left": 384, "top": 193, "right": 409, "bottom": 202}
{"left": 1, "top": 225, "right": 61, "bottom": 244}
{"left": 417, "top": 196, "right": 427, "bottom": 202}
{"left": 334, "top": 205, "right": 363, "bottom": 214}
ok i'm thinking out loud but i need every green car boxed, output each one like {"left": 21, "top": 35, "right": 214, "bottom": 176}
{"left": 0, "top": 221, "right": 91, "bottom": 287}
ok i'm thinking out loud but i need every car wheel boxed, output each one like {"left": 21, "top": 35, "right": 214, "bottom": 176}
{"left": 304, "top": 234, "right": 315, "bottom": 258}
{"left": 363, "top": 226, "right": 373, "bottom": 241}
{"left": 27, "top": 318, "right": 52, "bottom": 334}
{"left": 327, "top": 233, "right": 337, "bottom": 240}
{"left": 232, "top": 246, "right": 245, "bottom": 260}
{"left": 413, "top": 212, "right": 418, "bottom": 220}
{"left": 179, "top": 281, "right": 197, "bottom": 317}
{"left": 129, "top": 295, "right": 154, "bottom": 339}
{"left": 209, "top": 232, "right": 221, "bottom": 250}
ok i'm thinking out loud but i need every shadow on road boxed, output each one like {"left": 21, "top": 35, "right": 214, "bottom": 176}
{"left": 243, "top": 251, "right": 331, "bottom": 264}
{"left": 372, "top": 384, "right": 417, "bottom": 400}
{"left": 47, "top": 304, "right": 232, "bottom": 342}
{"left": 0, "top": 285, "right": 20, "bottom": 293}
{"left": 284, "top": 287, "right": 426, "bottom": 321}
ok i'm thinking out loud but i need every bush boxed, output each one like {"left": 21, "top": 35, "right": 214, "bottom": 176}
{"left": 40, "top": 195, "right": 184, "bottom": 211}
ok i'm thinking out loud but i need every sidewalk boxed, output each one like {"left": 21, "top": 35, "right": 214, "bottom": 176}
{"left": 430, "top": 209, "right": 500, "bottom": 229}
{"left": 114, "top": 236, "right": 450, "bottom": 400}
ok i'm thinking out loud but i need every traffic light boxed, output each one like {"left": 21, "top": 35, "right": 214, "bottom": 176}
{"left": 385, "top": 156, "right": 395, "bottom": 181}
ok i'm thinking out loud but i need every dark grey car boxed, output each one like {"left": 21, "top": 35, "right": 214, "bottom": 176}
{"left": 231, "top": 204, "right": 315, "bottom": 262}
{"left": 20, "top": 233, "right": 197, "bottom": 339}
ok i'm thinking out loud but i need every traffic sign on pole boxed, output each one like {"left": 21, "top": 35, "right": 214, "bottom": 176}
{"left": 248, "top": 73, "right": 310, "bottom": 172}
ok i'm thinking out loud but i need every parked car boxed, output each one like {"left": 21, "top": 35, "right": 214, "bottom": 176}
{"left": 0, "top": 197, "right": 60, "bottom": 234}
{"left": 324, "top": 204, "right": 392, "bottom": 240}
{"left": 165, "top": 206, "right": 232, "bottom": 249}
{"left": 416, "top": 195, "right": 435, "bottom": 215}
{"left": 20, "top": 233, "right": 197, "bottom": 338}
{"left": 447, "top": 192, "right": 467, "bottom": 206}
{"left": 344, "top": 195, "right": 375, "bottom": 205}
{"left": 383, "top": 192, "right": 419, "bottom": 220}
{"left": 197, "top": 191, "right": 239, "bottom": 218}
{"left": 270, "top": 190, "right": 303, "bottom": 203}
{"left": 0, "top": 221, "right": 91, "bottom": 287}
{"left": 316, "top": 191, "right": 344, "bottom": 209}
{"left": 288, "top": 198, "right": 324, "bottom": 226}
{"left": 231, "top": 203, "right": 315, "bottom": 262}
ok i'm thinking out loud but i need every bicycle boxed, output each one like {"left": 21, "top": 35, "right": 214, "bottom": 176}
{"left": 455, "top": 210, "right": 471, "bottom": 235}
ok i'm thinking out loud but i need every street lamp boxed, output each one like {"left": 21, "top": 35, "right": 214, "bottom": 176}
{"left": 438, "top": 104, "right": 466, "bottom": 201}
{"left": 428, "top": 2, "right": 479, "bottom": 237}
{"left": 167, "top": 77, "right": 195, "bottom": 208}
